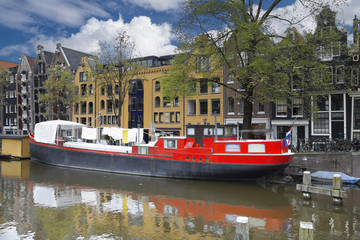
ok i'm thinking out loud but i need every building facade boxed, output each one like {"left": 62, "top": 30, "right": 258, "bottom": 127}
{"left": 16, "top": 54, "right": 35, "bottom": 134}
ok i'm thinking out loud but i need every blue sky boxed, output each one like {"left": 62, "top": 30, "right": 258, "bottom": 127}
{"left": 0, "top": 0, "right": 358, "bottom": 64}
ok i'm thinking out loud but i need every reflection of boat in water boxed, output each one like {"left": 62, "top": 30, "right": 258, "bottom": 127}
{"left": 29, "top": 120, "right": 293, "bottom": 181}
{"left": 28, "top": 161, "right": 293, "bottom": 231}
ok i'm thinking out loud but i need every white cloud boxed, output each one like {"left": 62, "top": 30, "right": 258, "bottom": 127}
{"left": 122, "top": 0, "right": 182, "bottom": 11}
{"left": 33, "top": 15, "right": 176, "bottom": 57}
{"left": 0, "top": 0, "right": 109, "bottom": 31}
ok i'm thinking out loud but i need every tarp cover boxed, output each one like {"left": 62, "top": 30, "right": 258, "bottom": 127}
{"left": 311, "top": 171, "right": 360, "bottom": 184}
{"left": 34, "top": 120, "right": 85, "bottom": 144}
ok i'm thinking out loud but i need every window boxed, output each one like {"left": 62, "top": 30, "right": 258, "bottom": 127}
{"left": 170, "top": 112, "right": 175, "bottom": 122}
{"left": 188, "top": 100, "right": 196, "bottom": 115}
{"left": 164, "top": 139, "right": 177, "bottom": 149}
{"left": 130, "top": 97, "right": 136, "bottom": 111}
{"left": 354, "top": 98, "right": 360, "bottom": 130}
{"left": 238, "top": 51, "right": 248, "bottom": 66}
{"left": 258, "top": 99, "right": 265, "bottom": 113}
{"left": 88, "top": 117, "right": 92, "bottom": 127}
{"left": 155, "top": 97, "right": 160, "bottom": 108}
{"left": 88, "top": 102, "right": 93, "bottom": 114}
{"left": 211, "top": 79, "right": 220, "bottom": 93}
{"left": 79, "top": 72, "right": 86, "bottom": 82}
{"left": 81, "top": 84, "right": 87, "bottom": 96}
{"left": 138, "top": 97, "right": 143, "bottom": 111}
{"left": 227, "top": 74, "right": 234, "bottom": 84}
{"left": 313, "top": 112, "right": 329, "bottom": 134}
{"left": 81, "top": 101, "right": 86, "bottom": 114}
{"left": 163, "top": 97, "right": 171, "bottom": 107}
{"left": 107, "top": 100, "right": 113, "bottom": 113}
{"left": 196, "top": 56, "right": 211, "bottom": 72}
{"left": 276, "top": 99, "right": 287, "bottom": 117}
{"left": 199, "top": 79, "right": 208, "bottom": 94}
{"left": 100, "top": 100, "right": 105, "bottom": 110}
{"left": 336, "top": 65, "right": 345, "bottom": 84}
{"left": 89, "top": 84, "right": 93, "bottom": 94}
{"left": 159, "top": 112, "right": 164, "bottom": 123}
{"left": 331, "top": 94, "right": 343, "bottom": 111}
{"left": 292, "top": 98, "right": 303, "bottom": 117}
{"left": 239, "top": 99, "right": 245, "bottom": 115}
{"left": 75, "top": 86, "right": 79, "bottom": 96}
{"left": 248, "top": 144, "right": 265, "bottom": 153}
{"left": 176, "top": 112, "right": 180, "bottom": 123}
{"left": 352, "top": 67, "right": 359, "bottom": 86}
{"left": 315, "top": 96, "right": 328, "bottom": 111}
{"left": 173, "top": 97, "right": 179, "bottom": 107}
{"left": 225, "top": 144, "right": 240, "bottom": 152}
{"left": 211, "top": 99, "right": 220, "bottom": 115}
{"left": 115, "top": 85, "right": 119, "bottom": 94}
{"left": 228, "top": 97, "right": 234, "bottom": 114}
{"left": 154, "top": 113, "right": 159, "bottom": 123}
{"left": 101, "top": 87, "right": 105, "bottom": 96}
{"left": 164, "top": 112, "right": 170, "bottom": 123}
{"left": 199, "top": 100, "right": 208, "bottom": 115}
{"left": 155, "top": 81, "right": 160, "bottom": 91}
{"left": 187, "top": 128, "right": 195, "bottom": 135}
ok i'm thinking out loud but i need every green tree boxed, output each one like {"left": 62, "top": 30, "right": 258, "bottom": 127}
{"left": 92, "top": 32, "right": 143, "bottom": 127}
{"left": 161, "top": 0, "right": 344, "bottom": 134}
{"left": 40, "top": 65, "right": 78, "bottom": 120}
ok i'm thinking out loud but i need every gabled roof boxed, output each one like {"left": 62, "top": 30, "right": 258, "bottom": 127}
{"left": 44, "top": 51, "right": 54, "bottom": 65}
{"left": 27, "top": 56, "right": 36, "bottom": 68}
{"left": 61, "top": 46, "right": 94, "bottom": 71}
{"left": 0, "top": 60, "right": 18, "bottom": 70}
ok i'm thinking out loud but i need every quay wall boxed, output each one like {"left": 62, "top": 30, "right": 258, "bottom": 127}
{"left": 290, "top": 152, "right": 360, "bottom": 177}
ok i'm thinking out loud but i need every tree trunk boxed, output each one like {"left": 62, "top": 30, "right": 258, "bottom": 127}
{"left": 242, "top": 98, "right": 253, "bottom": 139}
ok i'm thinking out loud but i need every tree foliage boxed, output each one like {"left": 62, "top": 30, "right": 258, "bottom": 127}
{"left": 92, "top": 32, "right": 143, "bottom": 127}
{"left": 161, "top": 0, "right": 345, "bottom": 132}
{"left": 40, "top": 65, "right": 78, "bottom": 120}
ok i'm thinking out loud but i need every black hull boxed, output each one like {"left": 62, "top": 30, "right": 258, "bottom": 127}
{"left": 30, "top": 141, "right": 289, "bottom": 181}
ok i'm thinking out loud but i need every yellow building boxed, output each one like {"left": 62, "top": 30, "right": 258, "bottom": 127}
{"left": 73, "top": 55, "right": 224, "bottom": 137}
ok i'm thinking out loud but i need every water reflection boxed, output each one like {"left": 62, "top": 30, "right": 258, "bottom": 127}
{"left": 0, "top": 160, "right": 359, "bottom": 239}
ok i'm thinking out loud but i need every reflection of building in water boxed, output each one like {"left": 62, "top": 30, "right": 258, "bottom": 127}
{"left": 1, "top": 174, "right": 360, "bottom": 239}
{"left": 33, "top": 185, "right": 82, "bottom": 208}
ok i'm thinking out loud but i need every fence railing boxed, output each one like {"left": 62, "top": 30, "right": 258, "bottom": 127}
{"left": 294, "top": 138, "right": 360, "bottom": 153}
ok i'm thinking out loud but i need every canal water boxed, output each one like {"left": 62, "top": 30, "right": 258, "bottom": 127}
{"left": 0, "top": 160, "right": 359, "bottom": 240}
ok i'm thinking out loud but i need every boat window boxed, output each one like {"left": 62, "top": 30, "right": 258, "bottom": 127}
{"left": 225, "top": 144, "right": 241, "bottom": 152}
{"left": 217, "top": 128, "right": 223, "bottom": 136}
{"left": 248, "top": 144, "right": 266, "bottom": 153}
{"left": 187, "top": 128, "right": 195, "bottom": 135}
{"left": 138, "top": 146, "right": 149, "bottom": 155}
{"left": 164, "top": 139, "right": 177, "bottom": 149}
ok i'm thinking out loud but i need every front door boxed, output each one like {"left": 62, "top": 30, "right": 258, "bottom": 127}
{"left": 195, "top": 127, "right": 203, "bottom": 147}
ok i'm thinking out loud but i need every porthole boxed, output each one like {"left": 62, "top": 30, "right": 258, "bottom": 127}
{"left": 186, "top": 156, "right": 190, "bottom": 160}
{"left": 192, "top": 157, "right": 196, "bottom": 161}
{"left": 206, "top": 157, "right": 209, "bottom": 162}
{"left": 199, "top": 157, "right": 202, "bottom": 161}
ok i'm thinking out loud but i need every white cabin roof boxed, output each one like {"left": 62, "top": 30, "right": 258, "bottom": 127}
{"left": 34, "top": 120, "right": 85, "bottom": 144}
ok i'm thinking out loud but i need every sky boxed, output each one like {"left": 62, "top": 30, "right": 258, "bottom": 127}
{"left": 0, "top": 0, "right": 359, "bottom": 64}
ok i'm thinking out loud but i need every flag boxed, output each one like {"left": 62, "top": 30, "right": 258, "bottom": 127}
{"left": 284, "top": 129, "right": 292, "bottom": 147}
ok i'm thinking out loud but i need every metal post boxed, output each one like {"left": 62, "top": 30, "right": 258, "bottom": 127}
{"left": 214, "top": 114, "right": 218, "bottom": 141}
{"left": 299, "top": 221, "right": 314, "bottom": 240}
{"left": 235, "top": 216, "right": 249, "bottom": 240}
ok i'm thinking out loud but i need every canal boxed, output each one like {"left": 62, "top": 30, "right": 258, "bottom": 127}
{"left": 0, "top": 160, "right": 359, "bottom": 239}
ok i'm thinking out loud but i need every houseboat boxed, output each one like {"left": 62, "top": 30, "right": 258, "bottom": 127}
{"left": 29, "top": 120, "right": 293, "bottom": 181}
